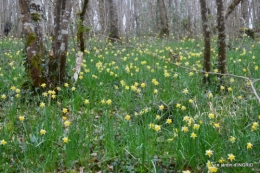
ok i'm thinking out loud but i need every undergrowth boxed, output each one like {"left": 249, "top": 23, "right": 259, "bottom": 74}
{"left": 0, "top": 35, "right": 259, "bottom": 173}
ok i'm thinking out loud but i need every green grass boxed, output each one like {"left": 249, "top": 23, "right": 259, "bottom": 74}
{"left": 0, "top": 35, "right": 259, "bottom": 173}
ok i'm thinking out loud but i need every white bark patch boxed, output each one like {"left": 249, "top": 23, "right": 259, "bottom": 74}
{"left": 58, "top": 34, "right": 62, "bottom": 40}
{"left": 74, "top": 52, "right": 83, "bottom": 83}
{"left": 32, "top": 51, "right": 37, "bottom": 55}
{"left": 61, "top": 29, "right": 68, "bottom": 35}
{"left": 24, "top": 22, "right": 35, "bottom": 31}
{"left": 60, "top": 43, "right": 65, "bottom": 51}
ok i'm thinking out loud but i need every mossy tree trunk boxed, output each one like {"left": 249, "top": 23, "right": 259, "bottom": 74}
{"left": 157, "top": 0, "right": 169, "bottom": 38}
{"left": 19, "top": 0, "right": 45, "bottom": 87}
{"left": 199, "top": 0, "right": 211, "bottom": 84}
{"left": 216, "top": 0, "right": 227, "bottom": 78}
{"left": 50, "top": 0, "right": 73, "bottom": 87}
{"left": 19, "top": 0, "right": 73, "bottom": 89}
{"left": 77, "top": 0, "right": 89, "bottom": 53}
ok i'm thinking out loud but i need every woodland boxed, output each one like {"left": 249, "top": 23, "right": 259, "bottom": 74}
{"left": 0, "top": 0, "right": 259, "bottom": 172}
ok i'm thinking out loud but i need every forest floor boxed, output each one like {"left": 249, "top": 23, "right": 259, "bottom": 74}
{"left": 0, "top": 35, "right": 259, "bottom": 173}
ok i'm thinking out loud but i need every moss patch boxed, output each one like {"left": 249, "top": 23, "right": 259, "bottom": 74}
{"left": 26, "top": 32, "right": 36, "bottom": 47}
{"left": 31, "top": 13, "right": 42, "bottom": 22}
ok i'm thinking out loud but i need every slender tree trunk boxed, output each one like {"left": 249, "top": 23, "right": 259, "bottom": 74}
{"left": 157, "top": 0, "right": 169, "bottom": 38}
{"left": 133, "top": 0, "right": 140, "bottom": 36}
{"left": 50, "top": 0, "right": 72, "bottom": 86}
{"left": 149, "top": 1, "right": 157, "bottom": 34}
{"left": 187, "top": 0, "right": 193, "bottom": 38}
{"left": 0, "top": 1, "right": 2, "bottom": 36}
{"left": 225, "top": 0, "right": 242, "bottom": 20}
{"left": 46, "top": 0, "right": 54, "bottom": 36}
{"left": 199, "top": 0, "right": 211, "bottom": 84}
{"left": 173, "top": 0, "right": 180, "bottom": 37}
{"left": 19, "top": 0, "right": 45, "bottom": 87}
{"left": 77, "top": 0, "right": 89, "bottom": 53}
{"left": 216, "top": 0, "right": 226, "bottom": 77}
{"left": 108, "top": 0, "right": 120, "bottom": 42}
{"left": 98, "top": 0, "right": 106, "bottom": 35}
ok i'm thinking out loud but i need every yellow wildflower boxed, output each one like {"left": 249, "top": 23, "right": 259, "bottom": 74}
{"left": 159, "top": 105, "right": 164, "bottom": 111}
{"left": 228, "top": 154, "right": 235, "bottom": 162}
{"left": 191, "top": 132, "right": 197, "bottom": 139}
{"left": 40, "top": 129, "right": 46, "bottom": 135}
{"left": 205, "top": 150, "right": 213, "bottom": 157}
{"left": 125, "top": 115, "right": 131, "bottom": 121}
{"left": 63, "top": 137, "right": 69, "bottom": 143}
{"left": 64, "top": 120, "right": 71, "bottom": 127}
{"left": 106, "top": 99, "right": 112, "bottom": 105}
{"left": 247, "top": 142, "right": 253, "bottom": 149}
{"left": 154, "top": 125, "right": 161, "bottom": 132}
{"left": 19, "top": 116, "right": 25, "bottom": 121}
{"left": 166, "top": 119, "right": 172, "bottom": 124}
{"left": 63, "top": 108, "right": 68, "bottom": 114}
{"left": 0, "top": 139, "right": 7, "bottom": 145}
{"left": 40, "top": 102, "right": 45, "bottom": 107}
{"left": 182, "top": 126, "right": 189, "bottom": 133}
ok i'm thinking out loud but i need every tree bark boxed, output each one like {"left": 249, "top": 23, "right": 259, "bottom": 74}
{"left": 157, "top": 0, "right": 169, "bottom": 38}
{"left": 199, "top": 0, "right": 211, "bottom": 84}
{"left": 216, "top": 0, "right": 226, "bottom": 77}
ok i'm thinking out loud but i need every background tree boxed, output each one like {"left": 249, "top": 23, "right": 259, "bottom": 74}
{"left": 157, "top": 0, "right": 169, "bottom": 38}
{"left": 108, "top": 0, "right": 120, "bottom": 41}
{"left": 225, "top": 0, "right": 242, "bottom": 20}
{"left": 77, "top": 0, "right": 89, "bottom": 53}
{"left": 199, "top": 0, "right": 211, "bottom": 84}
{"left": 241, "top": 0, "right": 249, "bottom": 27}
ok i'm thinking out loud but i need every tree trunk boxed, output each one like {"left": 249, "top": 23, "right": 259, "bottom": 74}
{"left": 216, "top": 0, "right": 226, "bottom": 77}
{"left": 251, "top": 0, "right": 260, "bottom": 30}
{"left": 187, "top": 0, "right": 193, "bottom": 38}
{"left": 19, "top": 0, "right": 45, "bottom": 87}
{"left": 50, "top": 0, "right": 73, "bottom": 86}
{"left": 77, "top": 0, "right": 89, "bottom": 53}
{"left": 108, "top": 0, "right": 120, "bottom": 42}
{"left": 199, "top": 0, "right": 211, "bottom": 84}
{"left": 157, "top": 0, "right": 169, "bottom": 38}
{"left": 225, "top": 0, "right": 242, "bottom": 20}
